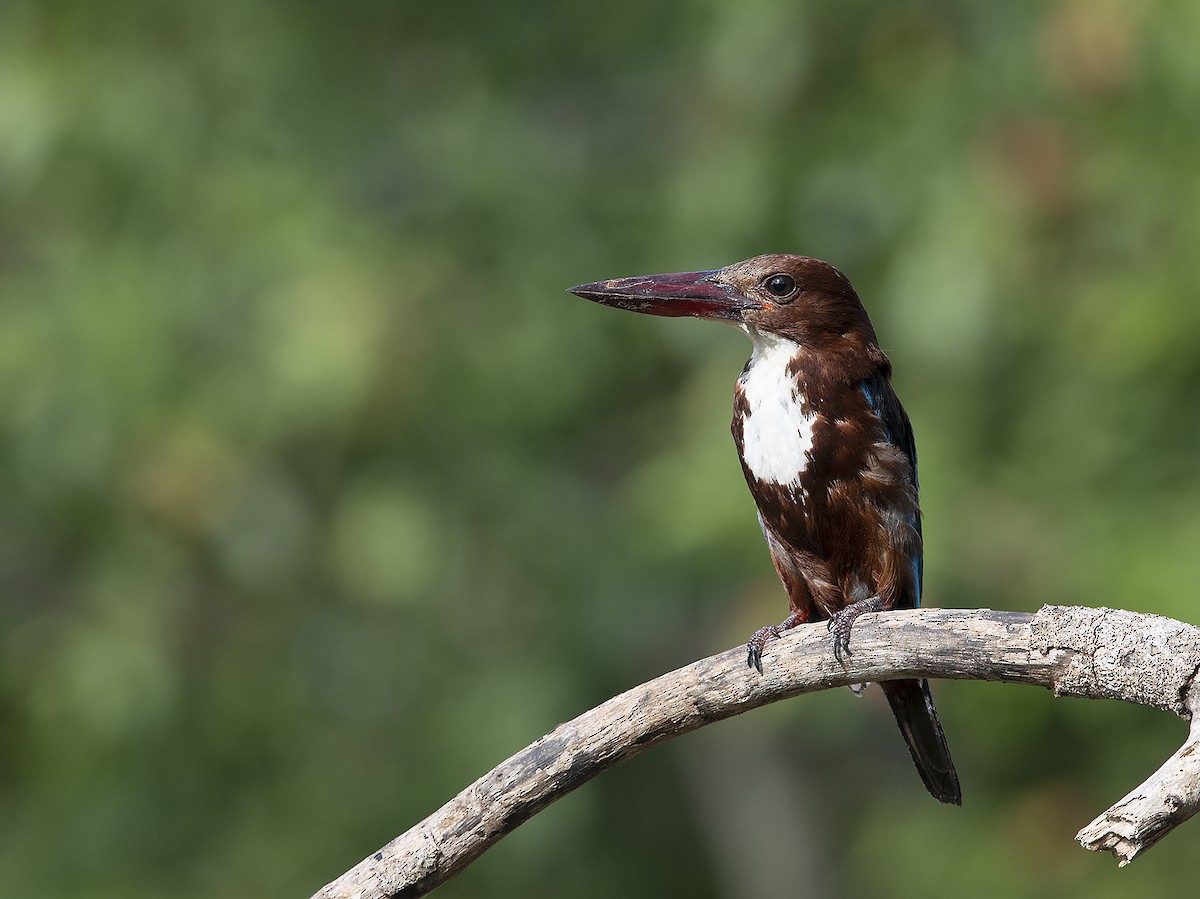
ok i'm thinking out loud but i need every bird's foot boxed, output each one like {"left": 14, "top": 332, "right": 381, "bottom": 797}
{"left": 746, "top": 610, "right": 807, "bottom": 674}
{"left": 828, "top": 595, "right": 886, "bottom": 665}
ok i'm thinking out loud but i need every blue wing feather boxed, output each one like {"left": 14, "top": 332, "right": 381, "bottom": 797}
{"left": 861, "top": 377, "right": 923, "bottom": 607}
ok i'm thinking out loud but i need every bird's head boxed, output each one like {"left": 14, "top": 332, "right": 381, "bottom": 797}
{"left": 569, "top": 254, "right": 881, "bottom": 356}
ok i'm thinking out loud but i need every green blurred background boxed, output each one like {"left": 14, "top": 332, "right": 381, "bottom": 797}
{"left": 3, "top": 1, "right": 1199, "bottom": 896}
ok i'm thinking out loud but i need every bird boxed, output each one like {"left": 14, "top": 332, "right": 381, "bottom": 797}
{"left": 568, "top": 254, "right": 961, "bottom": 805}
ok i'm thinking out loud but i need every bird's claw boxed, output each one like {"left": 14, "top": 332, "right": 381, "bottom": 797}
{"left": 746, "top": 625, "right": 780, "bottom": 674}
{"left": 829, "top": 614, "right": 854, "bottom": 665}
{"left": 827, "top": 595, "right": 886, "bottom": 667}
{"left": 745, "top": 610, "right": 808, "bottom": 674}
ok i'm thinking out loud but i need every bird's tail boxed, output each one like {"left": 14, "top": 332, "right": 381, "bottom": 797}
{"left": 880, "top": 678, "right": 961, "bottom": 805}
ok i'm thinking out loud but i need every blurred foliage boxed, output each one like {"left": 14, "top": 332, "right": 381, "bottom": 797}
{"left": 2, "top": 0, "right": 1200, "bottom": 896}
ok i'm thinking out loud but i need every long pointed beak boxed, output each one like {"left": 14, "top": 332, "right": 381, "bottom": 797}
{"left": 568, "top": 269, "right": 757, "bottom": 322}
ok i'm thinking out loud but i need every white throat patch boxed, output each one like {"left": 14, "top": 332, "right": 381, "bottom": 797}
{"left": 737, "top": 329, "right": 816, "bottom": 490}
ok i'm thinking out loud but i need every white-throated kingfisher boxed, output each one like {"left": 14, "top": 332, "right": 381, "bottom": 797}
{"left": 569, "top": 254, "right": 961, "bottom": 805}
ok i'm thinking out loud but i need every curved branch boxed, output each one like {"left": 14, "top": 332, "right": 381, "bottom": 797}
{"left": 312, "top": 605, "right": 1200, "bottom": 899}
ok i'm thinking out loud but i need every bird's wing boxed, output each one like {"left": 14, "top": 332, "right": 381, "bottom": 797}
{"left": 860, "top": 373, "right": 923, "bottom": 606}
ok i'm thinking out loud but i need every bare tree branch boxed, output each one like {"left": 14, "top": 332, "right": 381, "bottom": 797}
{"left": 312, "top": 605, "right": 1200, "bottom": 899}
{"left": 1075, "top": 678, "right": 1200, "bottom": 863}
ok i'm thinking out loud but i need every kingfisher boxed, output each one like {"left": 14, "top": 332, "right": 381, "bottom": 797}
{"left": 569, "top": 254, "right": 961, "bottom": 805}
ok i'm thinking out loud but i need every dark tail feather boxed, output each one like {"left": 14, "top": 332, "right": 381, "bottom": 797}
{"left": 880, "top": 678, "right": 961, "bottom": 805}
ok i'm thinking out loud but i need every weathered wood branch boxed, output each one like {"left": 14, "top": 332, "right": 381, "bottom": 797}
{"left": 312, "top": 605, "right": 1200, "bottom": 899}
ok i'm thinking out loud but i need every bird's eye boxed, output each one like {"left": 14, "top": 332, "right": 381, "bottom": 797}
{"left": 762, "top": 273, "right": 797, "bottom": 299}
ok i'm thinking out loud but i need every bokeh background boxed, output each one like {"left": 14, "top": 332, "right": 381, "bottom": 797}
{"left": 4, "top": 1, "right": 1200, "bottom": 896}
